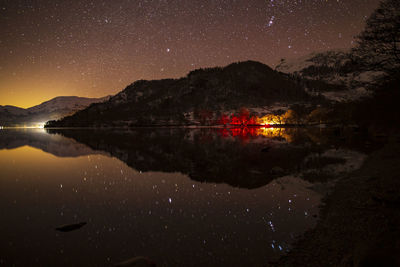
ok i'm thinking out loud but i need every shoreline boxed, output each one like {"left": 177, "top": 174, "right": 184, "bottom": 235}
{"left": 271, "top": 139, "right": 400, "bottom": 266}
{"left": 0, "top": 123, "right": 352, "bottom": 130}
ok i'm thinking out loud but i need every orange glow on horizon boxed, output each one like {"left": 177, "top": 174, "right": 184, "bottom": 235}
{"left": 0, "top": 71, "right": 115, "bottom": 108}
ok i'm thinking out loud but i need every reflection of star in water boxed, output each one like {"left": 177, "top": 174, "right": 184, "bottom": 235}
{"left": 267, "top": 15, "right": 275, "bottom": 27}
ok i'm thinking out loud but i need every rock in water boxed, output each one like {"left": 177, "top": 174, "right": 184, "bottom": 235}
{"left": 115, "top": 256, "right": 156, "bottom": 267}
{"left": 55, "top": 222, "right": 87, "bottom": 232}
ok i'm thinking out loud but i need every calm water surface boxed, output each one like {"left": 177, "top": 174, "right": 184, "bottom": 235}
{"left": 0, "top": 128, "right": 371, "bottom": 266}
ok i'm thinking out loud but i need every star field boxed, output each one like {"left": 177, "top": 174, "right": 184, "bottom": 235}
{"left": 0, "top": 0, "right": 381, "bottom": 107}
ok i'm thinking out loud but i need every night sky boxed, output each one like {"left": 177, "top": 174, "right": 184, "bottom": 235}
{"left": 1, "top": 0, "right": 381, "bottom": 108}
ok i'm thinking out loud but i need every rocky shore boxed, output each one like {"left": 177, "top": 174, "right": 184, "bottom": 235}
{"left": 272, "top": 138, "right": 400, "bottom": 266}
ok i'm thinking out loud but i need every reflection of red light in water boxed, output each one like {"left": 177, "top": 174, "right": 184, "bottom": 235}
{"left": 217, "top": 126, "right": 283, "bottom": 140}
{"left": 219, "top": 128, "right": 230, "bottom": 137}
{"left": 230, "top": 128, "right": 244, "bottom": 137}
{"left": 217, "top": 127, "right": 262, "bottom": 139}
{"left": 229, "top": 127, "right": 253, "bottom": 141}
{"left": 217, "top": 127, "right": 250, "bottom": 139}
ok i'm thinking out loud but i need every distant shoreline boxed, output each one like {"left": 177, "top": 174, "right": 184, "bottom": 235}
{"left": 0, "top": 124, "right": 354, "bottom": 130}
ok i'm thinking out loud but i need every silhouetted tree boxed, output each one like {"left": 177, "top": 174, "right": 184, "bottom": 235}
{"left": 354, "top": 0, "right": 400, "bottom": 72}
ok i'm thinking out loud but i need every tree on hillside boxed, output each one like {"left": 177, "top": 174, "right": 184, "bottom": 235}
{"left": 354, "top": 0, "right": 400, "bottom": 72}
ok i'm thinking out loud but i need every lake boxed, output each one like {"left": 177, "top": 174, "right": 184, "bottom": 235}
{"left": 0, "top": 127, "right": 375, "bottom": 266}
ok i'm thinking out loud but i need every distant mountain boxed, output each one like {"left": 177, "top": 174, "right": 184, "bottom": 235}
{"left": 0, "top": 96, "right": 110, "bottom": 127}
{"left": 276, "top": 49, "right": 386, "bottom": 102}
{"left": 46, "top": 61, "right": 315, "bottom": 127}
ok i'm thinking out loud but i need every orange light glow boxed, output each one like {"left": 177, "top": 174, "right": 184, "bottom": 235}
{"left": 256, "top": 114, "right": 284, "bottom": 126}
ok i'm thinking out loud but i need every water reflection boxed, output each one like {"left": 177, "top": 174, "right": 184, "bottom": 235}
{"left": 0, "top": 128, "right": 102, "bottom": 157}
{"left": 46, "top": 127, "right": 373, "bottom": 187}
{"left": 217, "top": 127, "right": 292, "bottom": 142}
{"left": 0, "top": 128, "right": 371, "bottom": 266}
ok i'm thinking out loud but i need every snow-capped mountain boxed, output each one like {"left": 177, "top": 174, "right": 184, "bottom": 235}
{"left": 27, "top": 96, "right": 109, "bottom": 114}
{"left": 0, "top": 105, "right": 27, "bottom": 116}
{"left": 0, "top": 96, "right": 110, "bottom": 127}
{"left": 276, "top": 49, "right": 386, "bottom": 102}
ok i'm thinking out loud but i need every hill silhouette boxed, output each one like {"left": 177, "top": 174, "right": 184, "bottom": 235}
{"left": 46, "top": 61, "right": 313, "bottom": 127}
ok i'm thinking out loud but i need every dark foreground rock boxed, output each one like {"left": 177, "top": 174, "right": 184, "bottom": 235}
{"left": 55, "top": 222, "right": 87, "bottom": 232}
{"left": 272, "top": 140, "right": 400, "bottom": 266}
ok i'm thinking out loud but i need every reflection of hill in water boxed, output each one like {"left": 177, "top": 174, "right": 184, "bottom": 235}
{"left": 46, "top": 128, "right": 372, "bottom": 189}
{"left": 0, "top": 129, "right": 102, "bottom": 157}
